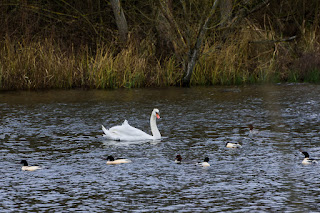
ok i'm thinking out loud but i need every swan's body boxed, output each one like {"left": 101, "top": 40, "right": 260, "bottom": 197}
{"left": 301, "top": 152, "right": 318, "bottom": 165}
{"left": 196, "top": 157, "right": 210, "bottom": 167}
{"left": 106, "top": 156, "right": 132, "bottom": 165}
{"left": 20, "top": 160, "right": 41, "bottom": 171}
{"left": 102, "top": 109, "right": 161, "bottom": 141}
{"left": 226, "top": 142, "right": 242, "bottom": 148}
{"left": 175, "top": 155, "right": 182, "bottom": 164}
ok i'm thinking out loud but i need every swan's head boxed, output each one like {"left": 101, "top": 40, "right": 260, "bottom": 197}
{"left": 20, "top": 160, "right": 28, "bottom": 166}
{"left": 107, "top": 156, "right": 115, "bottom": 161}
{"left": 152, "top": 109, "right": 160, "bottom": 119}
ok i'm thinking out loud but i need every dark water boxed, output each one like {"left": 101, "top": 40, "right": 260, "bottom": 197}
{"left": 1, "top": 84, "right": 320, "bottom": 212}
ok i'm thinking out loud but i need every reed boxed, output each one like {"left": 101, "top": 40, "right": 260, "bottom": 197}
{"left": 192, "top": 29, "right": 260, "bottom": 86}
{"left": 1, "top": 0, "right": 319, "bottom": 90}
{"left": 0, "top": 23, "right": 319, "bottom": 90}
{"left": 0, "top": 37, "right": 181, "bottom": 90}
{"left": 151, "top": 57, "right": 181, "bottom": 87}
{"left": 87, "top": 38, "right": 182, "bottom": 88}
{"left": 191, "top": 21, "right": 320, "bottom": 86}
{"left": 89, "top": 41, "right": 154, "bottom": 88}
{"left": 0, "top": 38, "right": 79, "bottom": 90}
{"left": 88, "top": 45, "right": 118, "bottom": 89}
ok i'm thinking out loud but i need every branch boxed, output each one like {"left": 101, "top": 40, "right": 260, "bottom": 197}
{"left": 158, "top": 0, "right": 187, "bottom": 49}
{"left": 249, "top": 35, "right": 297, "bottom": 44}
{"left": 228, "top": 0, "right": 271, "bottom": 28}
{"left": 182, "top": 0, "right": 220, "bottom": 85}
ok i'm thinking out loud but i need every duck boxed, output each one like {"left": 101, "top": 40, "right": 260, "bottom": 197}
{"left": 225, "top": 142, "right": 242, "bottom": 148}
{"left": 20, "top": 160, "right": 41, "bottom": 171}
{"left": 175, "top": 155, "right": 182, "bottom": 164}
{"left": 106, "top": 156, "right": 132, "bottom": 165}
{"left": 248, "top": 124, "right": 258, "bottom": 136}
{"left": 196, "top": 157, "right": 210, "bottom": 167}
{"left": 301, "top": 152, "right": 318, "bottom": 165}
{"left": 102, "top": 109, "right": 161, "bottom": 141}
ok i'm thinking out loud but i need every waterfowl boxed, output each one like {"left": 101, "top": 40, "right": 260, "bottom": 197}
{"left": 196, "top": 157, "right": 210, "bottom": 167}
{"left": 226, "top": 142, "right": 242, "bottom": 148}
{"left": 20, "top": 160, "right": 41, "bottom": 171}
{"left": 106, "top": 156, "right": 132, "bottom": 165}
{"left": 248, "top": 124, "right": 254, "bottom": 132}
{"left": 248, "top": 124, "right": 258, "bottom": 136}
{"left": 301, "top": 152, "right": 318, "bottom": 165}
{"left": 175, "top": 155, "right": 182, "bottom": 164}
{"left": 102, "top": 109, "right": 161, "bottom": 141}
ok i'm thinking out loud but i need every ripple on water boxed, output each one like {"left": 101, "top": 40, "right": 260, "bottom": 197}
{"left": 1, "top": 85, "right": 320, "bottom": 211}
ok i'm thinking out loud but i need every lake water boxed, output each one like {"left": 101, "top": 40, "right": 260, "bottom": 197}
{"left": 1, "top": 84, "right": 320, "bottom": 212}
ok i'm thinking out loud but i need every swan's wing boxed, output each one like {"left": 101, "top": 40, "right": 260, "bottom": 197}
{"left": 102, "top": 125, "right": 109, "bottom": 135}
{"left": 102, "top": 120, "right": 153, "bottom": 141}
{"left": 102, "top": 125, "right": 120, "bottom": 141}
{"left": 113, "top": 120, "right": 148, "bottom": 135}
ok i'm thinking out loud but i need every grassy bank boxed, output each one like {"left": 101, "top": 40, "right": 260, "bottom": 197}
{"left": 1, "top": 1, "right": 320, "bottom": 90}
{"left": 0, "top": 28, "right": 319, "bottom": 90}
{"left": 0, "top": 37, "right": 181, "bottom": 90}
{"left": 192, "top": 25, "right": 320, "bottom": 85}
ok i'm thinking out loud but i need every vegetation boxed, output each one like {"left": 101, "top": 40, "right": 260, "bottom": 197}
{"left": 0, "top": 0, "right": 319, "bottom": 90}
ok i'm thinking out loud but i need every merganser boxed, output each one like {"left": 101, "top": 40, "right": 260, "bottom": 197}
{"left": 175, "top": 155, "right": 182, "bottom": 164}
{"left": 106, "top": 156, "right": 132, "bottom": 165}
{"left": 226, "top": 142, "right": 242, "bottom": 148}
{"left": 196, "top": 157, "right": 210, "bottom": 167}
{"left": 20, "top": 160, "right": 41, "bottom": 171}
{"left": 301, "top": 152, "right": 318, "bottom": 165}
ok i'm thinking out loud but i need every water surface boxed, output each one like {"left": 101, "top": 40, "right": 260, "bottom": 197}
{"left": 1, "top": 84, "right": 320, "bottom": 212}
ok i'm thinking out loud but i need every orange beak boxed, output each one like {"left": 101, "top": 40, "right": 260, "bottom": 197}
{"left": 156, "top": 113, "right": 160, "bottom": 119}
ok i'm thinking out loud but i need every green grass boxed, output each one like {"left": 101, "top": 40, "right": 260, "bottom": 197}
{"left": 304, "top": 69, "right": 320, "bottom": 83}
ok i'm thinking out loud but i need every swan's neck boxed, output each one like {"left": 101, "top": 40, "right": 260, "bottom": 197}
{"left": 150, "top": 114, "right": 161, "bottom": 139}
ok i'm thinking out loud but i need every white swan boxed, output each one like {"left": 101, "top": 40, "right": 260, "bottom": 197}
{"left": 102, "top": 108, "right": 161, "bottom": 141}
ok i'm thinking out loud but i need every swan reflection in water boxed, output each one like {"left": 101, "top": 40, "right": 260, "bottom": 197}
{"left": 102, "top": 139, "right": 161, "bottom": 147}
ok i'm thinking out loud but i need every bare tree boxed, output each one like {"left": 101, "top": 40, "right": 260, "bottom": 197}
{"left": 157, "top": 0, "right": 222, "bottom": 86}
{"left": 182, "top": 0, "right": 220, "bottom": 86}
{"left": 158, "top": 0, "right": 188, "bottom": 62}
{"left": 110, "top": 0, "right": 128, "bottom": 43}
{"left": 157, "top": 0, "right": 273, "bottom": 86}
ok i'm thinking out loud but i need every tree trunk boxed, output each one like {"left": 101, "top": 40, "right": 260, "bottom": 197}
{"left": 182, "top": 47, "right": 199, "bottom": 87}
{"left": 110, "top": 0, "right": 128, "bottom": 43}
{"left": 182, "top": 0, "right": 220, "bottom": 87}
{"left": 220, "top": 0, "right": 233, "bottom": 26}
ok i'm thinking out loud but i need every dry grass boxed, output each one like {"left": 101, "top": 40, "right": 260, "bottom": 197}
{"left": 191, "top": 21, "right": 320, "bottom": 86}
{"left": 0, "top": 23, "right": 319, "bottom": 90}
{"left": 0, "top": 37, "right": 182, "bottom": 90}
{"left": 0, "top": 38, "right": 79, "bottom": 90}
